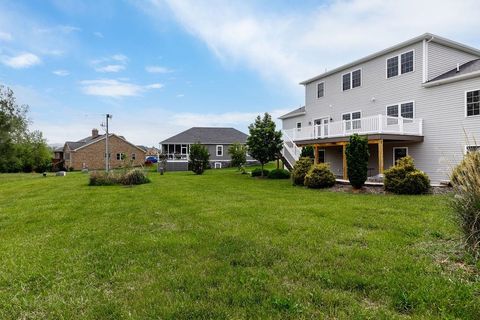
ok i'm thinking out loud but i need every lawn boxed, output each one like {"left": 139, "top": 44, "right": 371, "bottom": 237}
{"left": 0, "top": 165, "right": 478, "bottom": 319}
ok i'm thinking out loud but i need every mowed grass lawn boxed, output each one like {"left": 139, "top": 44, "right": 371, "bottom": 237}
{"left": 0, "top": 165, "right": 479, "bottom": 319}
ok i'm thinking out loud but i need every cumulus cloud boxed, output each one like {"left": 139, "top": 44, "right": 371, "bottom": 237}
{"left": 52, "top": 69, "right": 70, "bottom": 76}
{"left": 145, "top": 65, "right": 173, "bottom": 73}
{"left": 1, "top": 52, "right": 41, "bottom": 68}
{"left": 92, "top": 54, "right": 128, "bottom": 73}
{"left": 145, "top": 0, "right": 480, "bottom": 90}
{"left": 80, "top": 79, "right": 163, "bottom": 98}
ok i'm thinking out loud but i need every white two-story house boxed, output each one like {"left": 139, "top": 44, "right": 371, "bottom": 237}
{"left": 280, "top": 33, "right": 480, "bottom": 185}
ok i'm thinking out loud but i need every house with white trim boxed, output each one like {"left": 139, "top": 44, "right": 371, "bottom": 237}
{"left": 160, "top": 127, "right": 254, "bottom": 171}
{"left": 280, "top": 33, "right": 480, "bottom": 185}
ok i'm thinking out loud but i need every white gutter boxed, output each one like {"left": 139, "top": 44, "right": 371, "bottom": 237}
{"left": 423, "top": 70, "right": 480, "bottom": 88}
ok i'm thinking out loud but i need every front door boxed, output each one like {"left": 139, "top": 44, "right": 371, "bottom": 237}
{"left": 314, "top": 117, "right": 329, "bottom": 138}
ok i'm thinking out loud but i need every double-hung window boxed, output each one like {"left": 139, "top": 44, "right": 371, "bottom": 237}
{"left": 317, "top": 82, "right": 325, "bottom": 98}
{"left": 342, "top": 70, "right": 361, "bottom": 91}
{"left": 216, "top": 145, "right": 223, "bottom": 157}
{"left": 342, "top": 111, "right": 361, "bottom": 130}
{"left": 466, "top": 90, "right": 480, "bottom": 117}
{"left": 116, "top": 153, "right": 125, "bottom": 160}
{"left": 296, "top": 122, "right": 302, "bottom": 131}
{"left": 386, "top": 102, "right": 414, "bottom": 124}
{"left": 387, "top": 50, "right": 414, "bottom": 78}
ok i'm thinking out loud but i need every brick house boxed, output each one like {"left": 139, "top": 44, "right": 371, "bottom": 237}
{"left": 62, "top": 129, "right": 146, "bottom": 170}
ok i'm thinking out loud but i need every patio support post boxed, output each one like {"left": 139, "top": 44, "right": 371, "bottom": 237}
{"left": 314, "top": 145, "right": 319, "bottom": 165}
{"left": 342, "top": 143, "right": 347, "bottom": 180}
{"left": 378, "top": 140, "right": 384, "bottom": 174}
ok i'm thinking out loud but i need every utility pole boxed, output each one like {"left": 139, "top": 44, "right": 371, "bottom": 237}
{"left": 104, "top": 114, "right": 113, "bottom": 172}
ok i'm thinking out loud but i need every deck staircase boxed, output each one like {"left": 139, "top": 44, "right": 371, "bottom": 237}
{"left": 281, "top": 131, "right": 301, "bottom": 171}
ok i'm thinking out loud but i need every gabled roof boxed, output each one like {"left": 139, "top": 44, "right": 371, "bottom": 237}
{"left": 428, "top": 58, "right": 480, "bottom": 82}
{"left": 300, "top": 33, "right": 480, "bottom": 85}
{"left": 160, "top": 127, "right": 248, "bottom": 144}
{"left": 65, "top": 134, "right": 145, "bottom": 152}
{"left": 279, "top": 106, "right": 306, "bottom": 120}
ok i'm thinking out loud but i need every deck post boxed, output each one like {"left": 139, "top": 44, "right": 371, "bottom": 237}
{"left": 314, "top": 145, "right": 318, "bottom": 165}
{"left": 378, "top": 140, "right": 384, "bottom": 174}
{"left": 342, "top": 143, "right": 347, "bottom": 180}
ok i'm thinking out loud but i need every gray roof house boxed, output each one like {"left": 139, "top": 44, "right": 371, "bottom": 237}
{"left": 280, "top": 32, "right": 480, "bottom": 185}
{"left": 160, "top": 127, "right": 253, "bottom": 170}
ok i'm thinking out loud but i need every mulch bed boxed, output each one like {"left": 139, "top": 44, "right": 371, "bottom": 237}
{"left": 328, "top": 183, "right": 452, "bottom": 195}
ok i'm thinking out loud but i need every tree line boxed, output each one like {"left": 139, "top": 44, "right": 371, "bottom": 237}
{"left": 0, "top": 86, "right": 52, "bottom": 173}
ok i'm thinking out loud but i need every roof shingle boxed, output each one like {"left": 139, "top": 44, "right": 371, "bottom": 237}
{"left": 160, "top": 127, "right": 248, "bottom": 144}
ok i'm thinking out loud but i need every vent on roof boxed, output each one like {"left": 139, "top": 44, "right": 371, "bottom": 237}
{"left": 456, "top": 63, "right": 460, "bottom": 73}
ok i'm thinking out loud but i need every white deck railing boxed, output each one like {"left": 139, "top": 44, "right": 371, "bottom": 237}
{"left": 283, "top": 114, "right": 423, "bottom": 142}
{"left": 281, "top": 130, "right": 301, "bottom": 167}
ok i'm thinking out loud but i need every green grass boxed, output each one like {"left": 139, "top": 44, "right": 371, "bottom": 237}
{"left": 0, "top": 164, "right": 479, "bottom": 319}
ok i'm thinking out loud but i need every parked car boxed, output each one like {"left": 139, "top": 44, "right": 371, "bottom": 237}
{"left": 145, "top": 156, "right": 158, "bottom": 164}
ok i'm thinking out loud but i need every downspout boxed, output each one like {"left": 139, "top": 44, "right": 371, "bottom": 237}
{"left": 423, "top": 35, "right": 435, "bottom": 83}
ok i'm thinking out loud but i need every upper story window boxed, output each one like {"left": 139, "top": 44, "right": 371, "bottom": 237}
{"left": 131, "top": 153, "right": 136, "bottom": 160}
{"left": 386, "top": 102, "right": 414, "bottom": 124}
{"left": 317, "top": 82, "right": 325, "bottom": 98}
{"left": 342, "top": 111, "right": 361, "bottom": 130}
{"left": 466, "top": 90, "right": 480, "bottom": 117}
{"left": 216, "top": 145, "right": 223, "bottom": 156}
{"left": 342, "top": 69, "right": 361, "bottom": 91}
{"left": 296, "top": 122, "right": 302, "bottom": 131}
{"left": 116, "top": 153, "right": 125, "bottom": 160}
{"left": 387, "top": 50, "right": 414, "bottom": 78}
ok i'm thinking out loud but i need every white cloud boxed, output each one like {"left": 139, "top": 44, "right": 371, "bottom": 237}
{"left": 0, "top": 52, "right": 41, "bottom": 69}
{"left": 93, "top": 31, "right": 104, "bottom": 38}
{"left": 80, "top": 79, "right": 163, "bottom": 98}
{"left": 0, "top": 31, "right": 12, "bottom": 41}
{"left": 52, "top": 69, "right": 70, "bottom": 76}
{"left": 112, "top": 54, "right": 128, "bottom": 63}
{"left": 95, "top": 64, "right": 126, "bottom": 73}
{"left": 145, "top": 65, "right": 173, "bottom": 73}
{"left": 176, "top": 93, "right": 184, "bottom": 98}
{"left": 147, "top": 0, "right": 480, "bottom": 91}
{"left": 145, "top": 83, "right": 164, "bottom": 89}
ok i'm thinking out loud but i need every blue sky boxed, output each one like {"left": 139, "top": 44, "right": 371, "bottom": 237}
{"left": 1, "top": 0, "right": 479, "bottom": 146}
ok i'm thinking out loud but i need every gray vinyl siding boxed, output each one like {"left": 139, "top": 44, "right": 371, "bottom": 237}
{"left": 283, "top": 39, "right": 480, "bottom": 184}
{"left": 427, "top": 42, "right": 479, "bottom": 81}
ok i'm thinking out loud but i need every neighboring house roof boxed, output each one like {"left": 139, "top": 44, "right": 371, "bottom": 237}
{"left": 137, "top": 145, "right": 148, "bottom": 152}
{"left": 65, "top": 134, "right": 146, "bottom": 153}
{"left": 279, "top": 106, "right": 306, "bottom": 120}
{"left": 160, "top": 127, "right": 248, "bottom": 144}
{"left": 300, "top": 33, "right": 480, "bottom": 85}
{"left": 426, "top": 58, "right": 480, "bottom": 84}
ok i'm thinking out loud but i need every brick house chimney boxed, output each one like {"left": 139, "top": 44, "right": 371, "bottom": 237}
{"left": 92, "top": 128, "right": 99, "bottom": 138}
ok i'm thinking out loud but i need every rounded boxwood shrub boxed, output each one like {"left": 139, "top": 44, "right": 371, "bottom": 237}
{"left": 384, "top": 156, "right": 430, "bottom": 194}
{"left": 291, "top": 157, "right": 313, "bottom": 186}
{"left": 268, "top": 168, "right": 290, "bottom": 179}
{"left": 251, "top": 168, "right": 269, "bottom": 177}
{"left": 304, "top": 163, "right": 336, "bottom": 189}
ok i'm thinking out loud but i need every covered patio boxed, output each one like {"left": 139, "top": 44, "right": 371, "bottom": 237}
{"left": 296, "top": 134, "right": 424, "bottom": 180}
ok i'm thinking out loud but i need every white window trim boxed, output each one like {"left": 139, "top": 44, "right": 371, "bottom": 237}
{"left": 386, "top": 49, "right": 415, "bottom": 79}
{"left": 312, "top": 115, "right": 331, "bottom": 125}
{"left": 465, "top": 89, "right": 480, "bottom": 118}
{"left": 131, "top": 153, "right": 136, "bottom": 160}
{"left": 214, "top": 162, "right": 222, "bottom": 169}
{"left": 341, "top": 68, "right": 362, "bottom": 91}
{"left": 296, "top": 122, "right": 302, "bottom": 131}
{"left": 116, "top": 153, "right": 125, "bottom": 161}
{"left": 216, "top": 145, "right": 223, "bottom": 157}
{"left": 465, "top": 145, "right": 480, "bottom": 154}
{"left": 385, "top": 101, "right": 416, "bottom": 118}
{"left": 341, "top": 110, "right": 362, "bottom": 120}
{"left": 317, "top": 81, "right": 325, "bottom": 99}
{"left": 393, "top": 147, "right": 409, "bottom": 166}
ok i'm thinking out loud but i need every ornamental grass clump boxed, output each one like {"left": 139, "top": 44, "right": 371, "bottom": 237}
{"left": 291, "top": 157, "right": 313, "bottom": 186}
{"left": 304, "top": 163, "right": 336, "bottom": 189}
{"left": 450, "top": 151, "right": 480, "bottom": 259}
{"left": 384, "top": 156, "right": 430, "bottom": 194}
{"left": 89, "top": 168, "right": 150, "bottom": 186}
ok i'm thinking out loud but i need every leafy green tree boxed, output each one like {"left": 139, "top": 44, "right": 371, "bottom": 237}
{"left": 345, "top": 134, "right": 369, "bottom": 189}
{"left": 228, "top": 142, "right": 247, "bottom": 170}
{"left": 0, "top": 85, "right": 52, "bottom": 172}
{"left": 189, "top": 143, "right": 210, "bottom": 175}
{"left": 246, "top": 113, "right": 283, "bottom": 176}
{"left": 300, "top": 146, "right": 314, "bottom": 158}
